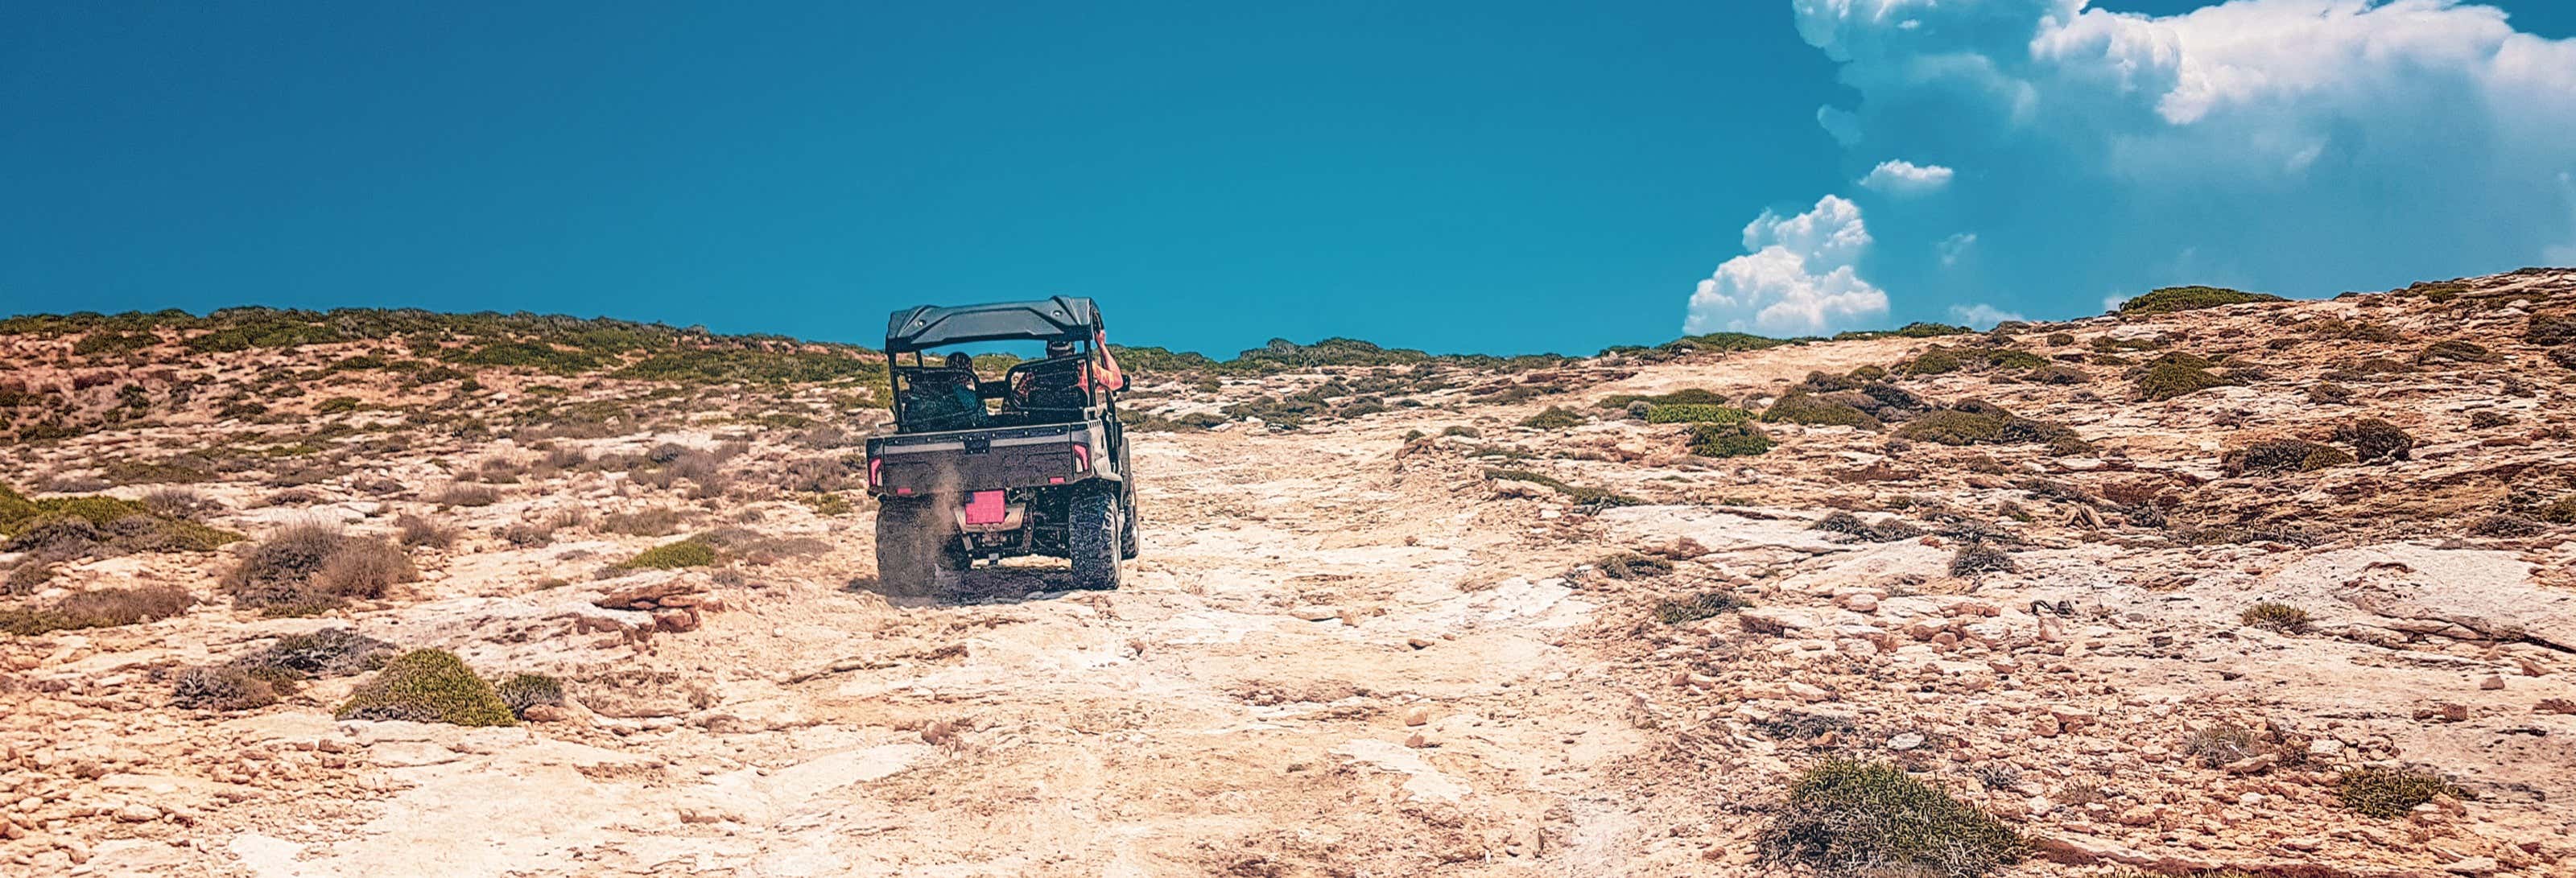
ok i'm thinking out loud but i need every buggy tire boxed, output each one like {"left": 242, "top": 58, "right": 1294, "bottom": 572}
{"left": 874, "top": 497, "right": 957, "bottom": 597}
{"left": 1068, "top": 483, "right": 1125, "bottom": 590}
{"left": 1118, "top": 475, "right": 1140, "bottom": 560}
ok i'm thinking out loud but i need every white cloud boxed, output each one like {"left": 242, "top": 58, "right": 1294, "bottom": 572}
{"left": 1686, "top": 195, "right": 1892, "bottom": 336}
{"left": 1946, "top": 303, "right": 2024, "bottom": 328}
{"left": 1937, "top": 232, "right": 1978, "bottom": 266}
{"left": 1790, "top": 0, "right": 2576, "bottom": 307}
{"left": 1858, "top": 159, "right": 1955, "bottom": 194}
{"left": 2101, "top": 293, "right": 2131, "bottom": 313}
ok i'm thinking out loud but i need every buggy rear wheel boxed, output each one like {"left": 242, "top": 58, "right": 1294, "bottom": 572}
{"left": 1068, "top": 482, "right": 1124, "bottom": 590}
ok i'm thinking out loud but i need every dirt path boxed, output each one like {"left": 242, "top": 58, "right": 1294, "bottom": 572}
{"left": 163, "top": 424, "right": 1660, "bottom": 877}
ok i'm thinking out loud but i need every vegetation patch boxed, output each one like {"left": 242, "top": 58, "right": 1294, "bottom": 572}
{"left": 1645, "top": 403, "right": 1752, "bottom": 424}
{"left": 2527, "top": 313, "right": 2576, "bottom": 346}
{"left": 1893, "top": 401, "right": 2089, "bottom": 454}
{"left": 335, "top": 649, "right": 517, "bottom": 727}
{"left": 2240, "top": 602, "right": 2312, "bottom": 633}
{"left": 171, "top": 666, "right": 279, "bottom": 711}
{"left": 1949, "top": 544, "right": 2015, "bottom": 576}
{"left": 621, "top": 538, "right": 719, "bottom": 569}
{"left": 1653, "top": 591, "right": 1747, "bottom": 624}
{"left": 1588, "top": 551, "right": 1673, "bottom": 579}
{"left": 1518, "top": 406, "right": 1586, "bottom": 430}
{"left": 2333, "top": 418, "right": 2415, "bottom": 464}
{"left": 1759, "top": 760, "right": 2025, "bottom": 878}
{"left": 494, "top": 673, "right": 566, "bottom": 719}
{"left": 1812, "top": 511, "right": 1924, "bottom": 542}
{"left": 2183, "top": 723, "right": 2263, "bottom": 768}
{"left": 1483, "top": 468, "right": 1643, "bottom": 507}
{"left": 0, "top": 483, "right": 241, "bottom": 559}
{"left": 1686, "top": 422, "right": 1773, "bottom": 458}
{"left": 1596, "top": 388, "right": 1726, "bottom": 410}
{"left": 2337, "top": 767, "right": 2464, "bottom": 818}
{"left": 0, "top": 584, "right": 196, "bottom": 636}
{"left": 2116, "top": 286, "right": 2284, "bottom": 315}
{"left": 1760, "top": 390, "right": 1882, "bottom": 430}
{"left": 2417, "top": 339, "right": 2497, "bottom": 365}
{"left": 2220, "top": 439, "right": 2352, "bottom": 476}
{"left": 2133, "top": 357, "right": 2229, "bottom": 402}
{"left": 222, "top": 524, "right": 417, "bottom": 615}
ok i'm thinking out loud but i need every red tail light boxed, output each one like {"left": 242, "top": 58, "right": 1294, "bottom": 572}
{"left": 867, "top": 456, "right": 883, "bottom": 487}
{"left": 1070, "top": 443, "right": 1091, "bottom": 472}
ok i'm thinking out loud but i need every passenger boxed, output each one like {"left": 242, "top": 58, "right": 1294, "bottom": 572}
{"left": 906, "top": 352, "right": 989, "bottom": 430}
{"left": 1012, "top": 340, "right": 1089, "bottom": 414}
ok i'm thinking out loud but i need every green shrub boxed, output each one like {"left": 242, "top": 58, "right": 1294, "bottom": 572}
{"left": 493, "top": 673, "right": 566, "bottom": 719}
{"left": 0, "top": 484, "right": 240, "bottom": 554}
{"left": 1899, "top": 347, "right": 1963, "bottom": 375}
{"left": 2221, "top": 439, "right": 2351, "bottom": 476}
{"left": 1440, "top": 425, "right": 1481, "bottom": 438}
{"left": 2117, "top": 286, "right": 2284, "bottom": 315}
{"left": 1519, "top": 406, "right": 1586, "bottom": 430}
{"left": 237, "top": 628, "right": 395, "bottom": 678}
{"left": 2135, "top": 359, "right": 2227, "bottom": 402}
{"left": 1761, "top": 391, "right": 1881, "bottom": 430}
{"left": 335, "top": 649, "right": 516, "bottom": 727}
{"left": 2537, "top": 496, "right": 2576, "bottom": 525}
{"left": 1949, "top": 544, "right": 2015, "bottom": 575}
{"left": 1686, "top": 422, "right": 1773, "bottom": 457}
{"left": 1653, "top": 591, "right": 1747, "bottom": 624}
{"left": 2184, "top": 723, "right": 2263, "bottom": 768}
{"left": 1646, "top": 403, "right": 1752, "bottom": 424}
{"left": 622, "top": 538, "right": 718, "bottom": 569}
{"left": 2337, "top": 767, "right": 2462, "bottom": 818}
{"left": 1813, "top": 512, "right": 1923, "bottom": 542}
{"left": 2240, "top": 602, "right": 2311, "bottom": 633}
{"left": 2044, "top": 332, "right": 2075, "bottom": 346}
{"left": 315, "top": 396, "right": 363, "bottom": 414}
{"left": 1760, "top": 760, "right": 2025, "bottom": 878}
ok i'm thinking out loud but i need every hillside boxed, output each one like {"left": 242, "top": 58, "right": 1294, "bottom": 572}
{"left": 2, "top": 270, "right": 2574, "bottom": 876}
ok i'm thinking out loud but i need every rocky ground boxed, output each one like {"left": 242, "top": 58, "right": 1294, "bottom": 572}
{"left": 2, "top": 272, "right": 2575, "bottom": 876}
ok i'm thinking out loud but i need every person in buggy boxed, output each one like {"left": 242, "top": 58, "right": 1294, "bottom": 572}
{"left": 1007, "top": 333, "right": 1125, "bottom": 417}
{"left": 902, "top": 352, "right": 991, "bottom": 431}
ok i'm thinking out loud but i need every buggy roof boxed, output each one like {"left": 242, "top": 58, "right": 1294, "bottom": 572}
{"left": 884, "top": 297, "right": 1101, "bottom": 352}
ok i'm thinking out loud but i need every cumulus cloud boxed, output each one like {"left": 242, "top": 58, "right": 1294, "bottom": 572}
{"left": 1858, "top": 159, "right": 1955, "bottom": 194}
{"left": 1946, "top": 303, "right": 2025, "bottom": 328}
{"left": 1790, "top": 0, "right": 2576, "bottom": 315}
{"left": 1686, "top": 195, "right": 1892, "bottom": 336}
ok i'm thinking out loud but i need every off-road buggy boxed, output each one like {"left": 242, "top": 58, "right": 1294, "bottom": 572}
{"left": 864, "top": 297, "right": 1137, "bottom": 594}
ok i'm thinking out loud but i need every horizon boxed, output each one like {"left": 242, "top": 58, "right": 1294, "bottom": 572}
{"left": 9, "top": 2, "right": 2576, "bottom": 357}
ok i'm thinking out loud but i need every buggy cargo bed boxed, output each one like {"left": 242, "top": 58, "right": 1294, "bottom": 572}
{"left": 864, "top": 421, "right": 1111, "bottom": 497}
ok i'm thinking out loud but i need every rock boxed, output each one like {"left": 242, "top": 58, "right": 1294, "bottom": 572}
{"left": 113, "top": 803, "right": 159, "bottom": 822}
{"left": 1885, "top": 732, "right": 1924, "bottom": 751}
{"left": 594, "top": 572, "right": 700, "bottom": 609}
{"left": 2306, "top": 738, "right": 2344, "bottom": 759}
{"left": 1287, "top": 605, "right": 1340, "bottom": 622}
{"left": 653, "top": 608, "right": 700, "bottom": 633}
{"left": 2221, "top": 753, "right": 2277, "bottom": 775}
{"left": 1402, "top": 707, "right": 1431, "bottom": 727}
{"left": 2479, "top": 674, "right": 2505, "bottom": 690}
{"left": 1786, "top": 682, "right": 1835, "bottom": 703}
{"left": 2442, "top": 856, "right": 2500, "bottom": 876}
{"left": 1839, "top": 593, "right": 1880, "bottom": 613}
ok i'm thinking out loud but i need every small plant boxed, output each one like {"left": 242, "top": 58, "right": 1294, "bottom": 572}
{"left": 1594, "top": 388, "right": 1725, "bottom": 410}
{"left": 1653, "top": 591, "right": 1746, "bottom": 624}
{"left": 1589, "top": 551, "right": 1673, "bottom": 579}
{"left": 2240, "top": 602, "right": 2311, "bottom": 633}
{"left": 237, "top": 628, "right": 395, "bottom": 678}
{"left": 1893, "top": 400, "right": 2089, "bottom": 454}
{"left": 2116, "top": 285, "right": 2284, "bottom": 315}
{"left": 2134, "top": 358, "right": 2227, "bottom": 402}
{"left": 600, "top": 507, "right": 687, "bottom": 536}
{"left": 1759, "top": 760, "right": 2025, "bottom": 878}
{"left": 395, "top": 513, "right": 458, "bottom": 549}
{"left": 493, "top": 673, "right": 566, "bottom": 719}
{"left": 171, "top": 666, "right": 279, "bottom": 711}
{"left": 1686, "top": 422, "right": 1773, "bottom": 457}
{"left": 622, "top": 538, "right": 717, "bottom": 570}
{"left": 2333, "top": 418, "right": 2415, "bottom": 464}
{"left": 2184, "top": 722, "right": 2263, "bottom": 768}
{"left": 224, "top": 525, "right": 418, "bottom": 614}
{"left": 1949, "top": 543, "right": 2014, "bottom": 576}
{"left": 1519, "top": 406, "right": 1586, "bottom": 430}
{"left": 2308, "top": 382, "right": 2354, "bottom": 405}
{"left": 2526, "top": 312, "right": 2576, "bottom": 346}
{"left": 335, "top": 649, "right": 516, "bottom": 727}
{"left": 2540, "top": 496, "right": 2576, "bottom": 525}
{"left": 428, "top": 483, "right": 501, "bottom": 507}
{"left": 1812, "top": 511, "right": 1923, "bottom": 542}
{"left": 1439, "top": 425, "right": 1481, "bottom": 438}
{"left": 2336, "top": 766, "right": 2463, "bottom": 818}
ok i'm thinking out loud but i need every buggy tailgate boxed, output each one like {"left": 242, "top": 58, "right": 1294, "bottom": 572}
{"left": 865, "top": 424, "right": 1098, "bottom": 496}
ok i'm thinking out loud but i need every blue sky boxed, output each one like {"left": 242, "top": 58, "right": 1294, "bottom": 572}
{"left": 6, "top": 2, "right": 2574, "bottom": 356}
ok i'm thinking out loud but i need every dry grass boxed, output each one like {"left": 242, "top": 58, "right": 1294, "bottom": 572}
{"left": 395, "top": 513, "right": 458, "bottom": 549}
{"left": 0, "top": 584, "right": 196, "bottom": 635}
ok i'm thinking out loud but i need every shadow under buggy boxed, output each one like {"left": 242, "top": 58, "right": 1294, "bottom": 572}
{"left": 863, "top": 297, "right": 1138, "bottom": 596}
